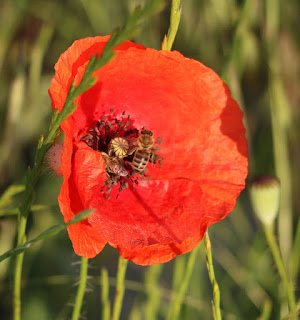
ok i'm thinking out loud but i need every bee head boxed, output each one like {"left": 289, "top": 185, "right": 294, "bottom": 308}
{"left": 141, "top": 129, "right": 153, "bottom": 136}
{"left": 139, "top": 130, "right": 154, "bottom": 148}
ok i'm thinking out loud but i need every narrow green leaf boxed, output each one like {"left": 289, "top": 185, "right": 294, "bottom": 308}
{"left": 0, "top": 184, "right": 25, "bottom": 209}
{"left": 37, "top": 134, "right": 44, "bottom": 150}
{"left": 0, "top": 209, "right": 93, "bottom": 262}
{"left": 0, "top": 203, "right": 59, "bottom": 217}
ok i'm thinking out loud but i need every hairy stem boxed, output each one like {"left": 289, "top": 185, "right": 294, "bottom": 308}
{"left": 72, "top": 257, "right": 89, "bottom": 320}
{"left": 263, "top": 225, "right": 296, "bottom": 319}
{"left": 111, "top": 256, "right": 128, "bottom": 320}
{"left": 205, "top": 232, "right": 222, "bottom": 320}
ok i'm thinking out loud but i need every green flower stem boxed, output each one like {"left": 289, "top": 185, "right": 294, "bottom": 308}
{"left": 11, "top": 210, "right": 92, "bottom": 320}
{"left": 221, "top": 0, "right": 252, "bottom": 81}
{"left": 204, "top": 232, "right": 222, "bottom": 320}
{"left": 289, "top": 219, "right": 300, "bottom": 281}
{"left": 266, "top": 0, "right": 292, "bottom": 265}
{"left": 71, "top": 257, "right": 89, "bottom": 320}
{"left": 145, "top": 264, "right": 163, "bottom": 320}
{"left": 7, "top": 211, "right": 91, "bottom": 319}
{"left": 13, "top": 214, "right": 29, "bottom": 320}
{"left": 166, "top": 245, "right": 200, "bottom": 320}
{"left": 13, "top": 251, "right": 24, "bottom": 320}
{"left": 220, "top": 0, "right": 251, "bottom": 151}
{"left": 101, "top": 268, "right": 111, "bottom": 320}
{"left": 172, "top": 254, "right": 186, "bottom": 289}
{"left": 263, "top": 224, "right": 296, "bottom": 319}
{"left": 258, "top": 299, "right": 272, "bottom": 320}
{"left": 13, "top": 132, "right": 59, "bottom": 320}
{"left": 212, "top": 244, "right": 269, "bottom": 308}
{"left": 162, "top": 0, "right": 181, "bottom": 50}
{"left": 269, "top": 69, "right": 293, "bottom": 265}
{"left": 111, "top": 256, "right": 128, "bottom": 320}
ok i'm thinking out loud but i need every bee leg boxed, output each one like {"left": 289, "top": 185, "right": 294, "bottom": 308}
{"left": 108, "top": 148, "right": 114, "bottom": 157}
{"left": 150, "top": 151, "right": 156, "bottom": 164}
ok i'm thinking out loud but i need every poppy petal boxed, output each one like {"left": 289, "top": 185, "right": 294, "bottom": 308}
{"left": 114, "top": 233, "right": 204, "bottom": 265}
{"left": 49, "top": 36, "right": 248, "bottom": 264}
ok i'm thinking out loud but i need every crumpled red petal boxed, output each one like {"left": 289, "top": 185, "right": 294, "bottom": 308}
{"left": 49, "top": 36, "right": 248, "bottom": 265}
{"left": 58, "top": 142, "right": 107, "bottom": 257}
{"left": 114, "top": 233, "right": 204, "bottom": 266}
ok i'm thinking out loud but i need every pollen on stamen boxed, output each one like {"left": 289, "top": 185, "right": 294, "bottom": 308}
{"left": 80, "top": 111, "right": 163, "bottom": 199}
{"left": 45, "top": 142, "right": 64, "bottom": 177}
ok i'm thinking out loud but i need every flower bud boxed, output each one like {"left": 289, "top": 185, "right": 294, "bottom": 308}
{"left": 249, "top": 176, "right": 280, "bottom": 227}
{"left": 46, "top": 142, "right": 64, "bottom": 177}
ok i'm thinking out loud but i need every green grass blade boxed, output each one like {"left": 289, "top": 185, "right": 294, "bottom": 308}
{"left": 0, "top": 209, "right": 93, "bottom": 262}
{"left": 0, "top": 184, "right": 25, "bottom": 209}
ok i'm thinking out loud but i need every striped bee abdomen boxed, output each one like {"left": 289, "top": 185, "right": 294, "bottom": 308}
{"left": 132, "top": 150, "right": 151, "bottom": 172}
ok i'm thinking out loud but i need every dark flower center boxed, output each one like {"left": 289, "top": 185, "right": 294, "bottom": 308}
{"left": 81, "top": 110, "right": 163, "bottom": 199}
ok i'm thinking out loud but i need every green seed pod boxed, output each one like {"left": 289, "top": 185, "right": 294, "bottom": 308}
{"left": 249, "top": 176, "right": 280, "bottom": 227}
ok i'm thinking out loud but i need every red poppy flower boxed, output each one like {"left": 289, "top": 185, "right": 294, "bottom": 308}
{"left": 49, "top": 35, "right": 248, "bottom": 265}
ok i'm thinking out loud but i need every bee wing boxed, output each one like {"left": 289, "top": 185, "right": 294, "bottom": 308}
{"left": 124, "top": 137, "right": 138, "bottom": 155}
{"left": 127, "top": 144, "right": 137, "bottom": 156}
{"left": 119, "top": 167, "right": 129, "bottom": 177}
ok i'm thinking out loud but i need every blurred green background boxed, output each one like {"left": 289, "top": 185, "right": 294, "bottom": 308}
{"left": 0, "top": 0, "right": 299, "bottom": 319}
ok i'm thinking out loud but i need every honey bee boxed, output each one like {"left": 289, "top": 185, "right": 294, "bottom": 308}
{"left": 108, "top": 137, "right": 129, "bottom": 158}
{"left": 101, "top": 152, "right": 128, "bottom": 177}
{"left": 131, "top": 129, "right": 156, "bottom": 173}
